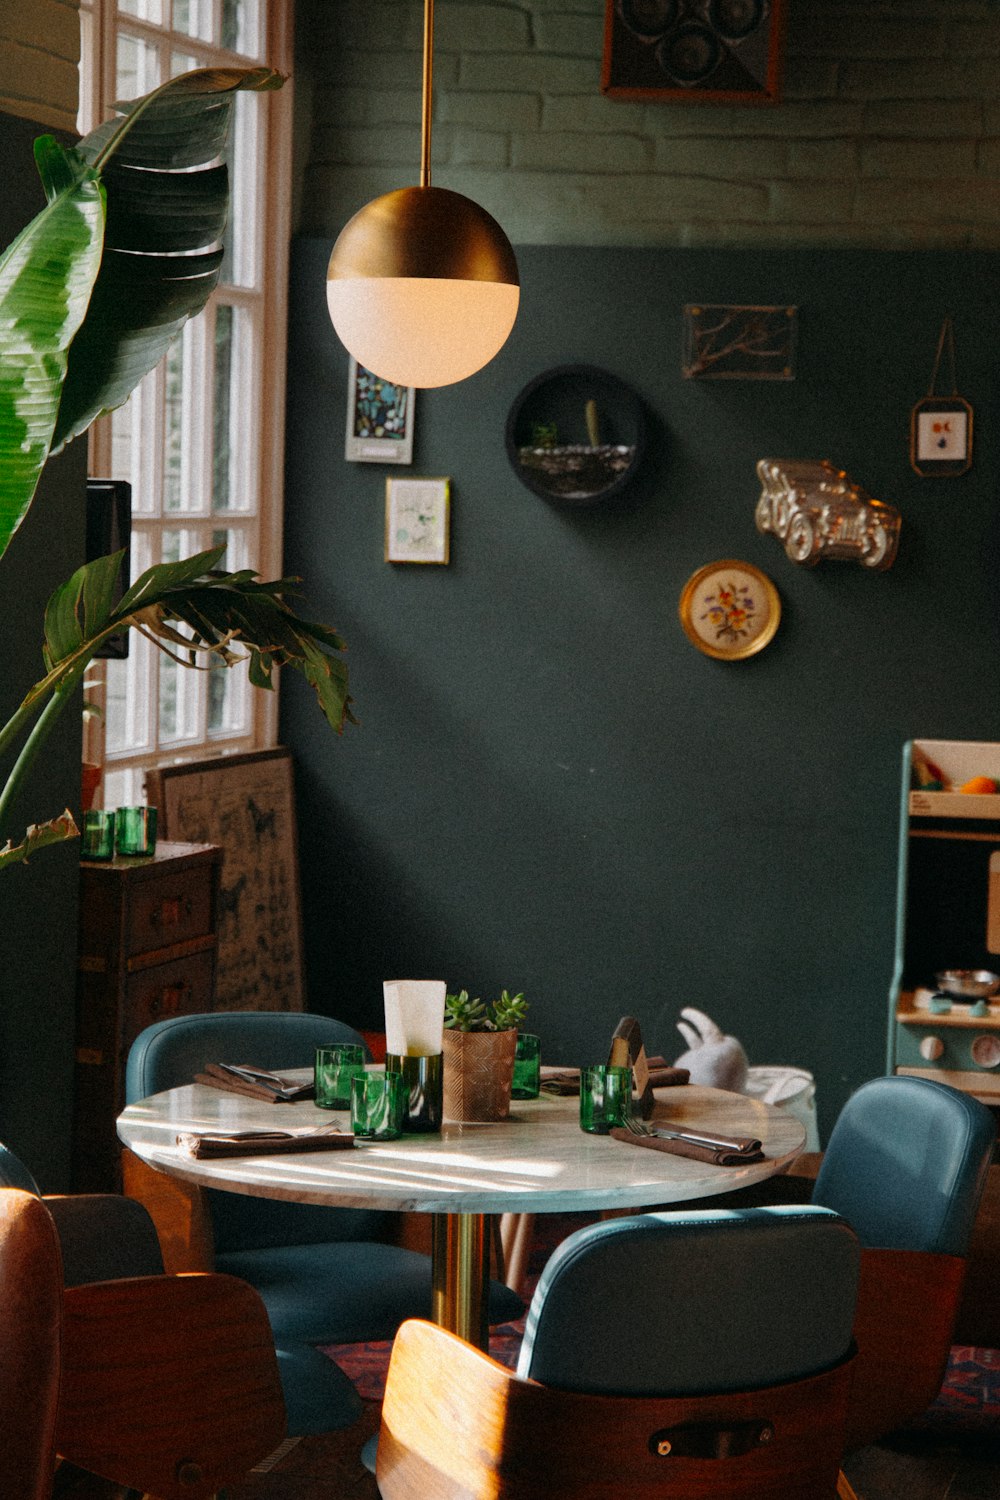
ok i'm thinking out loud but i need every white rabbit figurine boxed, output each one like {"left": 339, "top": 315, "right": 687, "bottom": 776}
{"left": 673, "top": 1007, "right": 749, "bottom": 1093}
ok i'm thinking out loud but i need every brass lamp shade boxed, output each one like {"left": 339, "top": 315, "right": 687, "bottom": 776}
{"left": 326, "top": 185, "right": 520, "bottom": 389}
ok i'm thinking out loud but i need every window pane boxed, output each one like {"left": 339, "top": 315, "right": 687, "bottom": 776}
{"left": 158, "top": 528, "right": 202, "bottom": 744}
{"left": 118, "top": 0, "right": 164, "bottom": 23}
{"left": 207, "top": 527, "right": 251, "bottom": 735}
{"left": 105, "top": 531, "right": 155, "bottom": 754}
{"left": 164, "top": 319, "right": 208, "bottom": 514}
{"left": 110, "top": 376, "right": 159, "bottom": 515}
{"left": 170, "top": 49, "right": 198, "bottom": 76}
{"left": 212, "top": 305, "right": 255, "bottom": 515}
{"left": 174, "top": 0, "right": 214, "bottom": 43}
{"left": 116, "top": 31, "right": 161, "bottom": 99}
{"left": 223, "top": 0, "right": 262, "bottom": 57}
{"left": 221, "top": 92, "right": 258, "bottom": 287}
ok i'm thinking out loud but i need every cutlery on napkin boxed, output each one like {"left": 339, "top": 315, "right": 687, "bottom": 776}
{"left": 609, "top": 1126, "right": 764, "bottom": 1167}
{"left": 194, "top": 1063, "right": 314, "bottom": 1103}
{"left": 177, "top": 1126, "right": 354, "bottom": 1159}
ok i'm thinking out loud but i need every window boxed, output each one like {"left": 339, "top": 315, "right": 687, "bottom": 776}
{"left": 78, "top": 0, "right": 293, "bottom": 806}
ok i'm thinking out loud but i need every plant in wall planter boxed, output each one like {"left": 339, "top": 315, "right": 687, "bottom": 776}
{"left": 442, "top": 988, "right": 528, "bottom": 1123}
{"left": 0, "top": 66, "right": 355, "bottom": 873}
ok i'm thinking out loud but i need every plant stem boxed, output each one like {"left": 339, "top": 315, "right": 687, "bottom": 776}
{"left": 0, "top": 677, "right": 81, "bottom": 839}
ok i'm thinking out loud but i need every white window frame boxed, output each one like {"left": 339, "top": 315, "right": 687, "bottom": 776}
{"left": 78, "top": 0, "right": 293, "bottom": 806}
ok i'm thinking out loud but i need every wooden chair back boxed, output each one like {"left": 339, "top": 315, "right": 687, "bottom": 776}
{"left": 0, "top": 1188, "right": 62, "bottom": 1500}
{"left": 378, "top": 1319, "right": 856, "bottom": 1500}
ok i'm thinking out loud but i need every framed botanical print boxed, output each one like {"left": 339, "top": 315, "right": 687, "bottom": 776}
{"left": 602, "top": 0, "right": 787, "bottom": 105}
{"left": 385, "top": 477, "right": 451, "bottom": 564}
{"left": 678, "top": 559, "right": 781, "bottom": 660}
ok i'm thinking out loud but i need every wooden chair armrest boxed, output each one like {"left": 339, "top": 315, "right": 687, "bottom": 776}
{"left": 58, "top": 1272, "right": 285, "bottom": 1500}
{"left": 121, "top": 1146, "right": 214, "bottom": 1273}
{"left": 0, "top": 1191, "right": 62, "bottom": 1500}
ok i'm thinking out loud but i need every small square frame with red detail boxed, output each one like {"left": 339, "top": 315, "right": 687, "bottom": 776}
{"left": 910, "top": 395, "right": 973, "bottom": 477}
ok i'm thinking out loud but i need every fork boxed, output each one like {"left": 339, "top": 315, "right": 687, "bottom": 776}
{"left": 619, "top": 1115, "right": 747, "bottom": 1151}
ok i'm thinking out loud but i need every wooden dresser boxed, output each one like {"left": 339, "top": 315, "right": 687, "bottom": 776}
{"left": 72, "top": 840, "right": 222, "bottom": 1191}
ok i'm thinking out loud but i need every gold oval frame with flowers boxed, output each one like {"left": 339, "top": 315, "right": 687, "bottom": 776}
{"left": 678, "top": 559, "right": 781, "bottom": 661}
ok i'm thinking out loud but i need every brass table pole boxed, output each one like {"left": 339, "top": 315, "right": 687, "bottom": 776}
{"left": 431, "top": 1211, "right": 491, "bottom": 1349}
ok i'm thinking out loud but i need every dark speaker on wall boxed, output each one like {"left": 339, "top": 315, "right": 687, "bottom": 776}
{"left": 85, "top": 478, "right": 131, "bottom": 660}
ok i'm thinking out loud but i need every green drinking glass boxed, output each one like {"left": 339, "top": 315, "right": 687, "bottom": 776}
{"left": 81, "top": 809, "right": 116, "bottom": 861}
{"left": 315, "top": 1044, "right": 366, "bottom": 1109}
{"left": 511, "top": 1032, "right": 541, "bottom": 1099}
{"left": 350, "top": 1071, "right": 406, "bottom": 1140}
{"left": 579, "top": 1064, "right": 632, "bottom": 1134}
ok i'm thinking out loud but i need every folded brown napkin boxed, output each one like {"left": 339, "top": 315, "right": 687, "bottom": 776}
{"left": 609, "top": 1126, "right": 764, "bottom": 1167}
{"left": 177, "top": 1127, "right": 354, "bottom": 1159}
{"left": 195, "top": 1063, "right": 314, "bottom": 1103}
{"left": 540, "top": 1063, "right": 690, "bottom": 1097}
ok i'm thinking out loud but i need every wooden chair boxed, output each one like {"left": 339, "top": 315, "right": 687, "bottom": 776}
{"left": 0, "top": 1189, "right": 62, "bottom": 1500}
{"left": 0, "top": 1149, "right": 286, "bottom": 1500}
{"left": 378, "top": 1205, "right": 860, "bottom": 1500}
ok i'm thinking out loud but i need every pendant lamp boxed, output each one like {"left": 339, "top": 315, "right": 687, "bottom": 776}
{"left": 326, "top": 0, "right": 519, "bottom": 389}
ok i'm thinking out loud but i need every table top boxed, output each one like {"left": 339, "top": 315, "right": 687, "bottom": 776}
{"left": 118, "top": 1081, "right": 805, "bottom": 1217}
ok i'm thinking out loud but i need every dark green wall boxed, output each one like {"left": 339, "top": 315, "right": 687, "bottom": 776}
{"left": 0, "top": 110, "right": 87, "bottom": 1188}
{"left": 282, "top": 239, "right": 1000, "bottom": 1140}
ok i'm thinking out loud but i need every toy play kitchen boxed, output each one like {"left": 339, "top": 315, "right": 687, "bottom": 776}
{"left": 889, "top": 739, "right": 1000, "bottom": 1104}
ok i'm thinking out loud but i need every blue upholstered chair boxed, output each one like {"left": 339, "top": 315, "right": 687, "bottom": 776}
{"left": 124, "top": 1010, "right": 524, "bottom": 1431}
{"left": 376, "top": 1205, "right": 861, "bottom": 1500}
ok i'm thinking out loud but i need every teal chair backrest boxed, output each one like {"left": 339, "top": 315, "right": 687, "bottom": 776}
{"left": 516, "top": 1205, "right": 859, "bottom": 1396}
{"left": 812, "top": 1075, "right": 995, "bottom": 1255}
{"left": 126, "top": 1011, "right": 384, "bottom": 1252}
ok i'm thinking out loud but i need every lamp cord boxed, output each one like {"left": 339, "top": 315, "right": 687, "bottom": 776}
{"left": 421, "top": 0, "right": 434, "bottom": 188}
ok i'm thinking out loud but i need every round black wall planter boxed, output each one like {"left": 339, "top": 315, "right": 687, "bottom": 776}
{"left": 505, "top": 364, "right": 645, "bottom": 505}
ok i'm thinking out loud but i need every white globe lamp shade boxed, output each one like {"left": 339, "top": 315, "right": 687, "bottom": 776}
{"left": 327, "top": 186, "right": 520, "bottom": 390}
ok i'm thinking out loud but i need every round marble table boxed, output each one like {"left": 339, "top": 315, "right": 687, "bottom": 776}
{"left": 118, "top": 1082, "right": 805, "bottom": 1347}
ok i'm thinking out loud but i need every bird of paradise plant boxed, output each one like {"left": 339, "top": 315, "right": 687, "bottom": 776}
{"left": 0, "top": 66, "right": 354, "bottom": 872}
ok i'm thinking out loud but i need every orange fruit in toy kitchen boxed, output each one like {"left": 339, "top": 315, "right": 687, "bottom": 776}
{"left": 959, "top": 776, "right": 1000, "bottom": 794}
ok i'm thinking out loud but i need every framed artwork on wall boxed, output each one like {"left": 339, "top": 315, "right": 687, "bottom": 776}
{"left": 385, "top": 477, "right": 451, "bottom": 564}
{"left": 601, "top": 0, "right": 787, "bottom": 105}
{"left": 678, "top": 559, "right": 781, "bottom": 660}
{"left": 345, "top": 358, "right": 415, "bottom": 464}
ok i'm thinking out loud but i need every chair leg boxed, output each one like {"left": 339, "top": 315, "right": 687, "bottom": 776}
{"left": 837, "top": 1470, "right": 861, "bottom": 1500}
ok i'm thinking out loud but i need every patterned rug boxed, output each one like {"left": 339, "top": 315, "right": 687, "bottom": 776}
{"left": 321, "top": 1212, "right": 1000, "bottom": 1430}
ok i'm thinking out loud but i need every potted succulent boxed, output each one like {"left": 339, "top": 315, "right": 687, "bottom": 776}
{"left": 442, "top": 988, "right": 528, "bottom": 1123}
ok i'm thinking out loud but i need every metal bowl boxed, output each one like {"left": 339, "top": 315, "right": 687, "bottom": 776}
{"left": 934, "top": 969, "right": 1000, "bottom": 999}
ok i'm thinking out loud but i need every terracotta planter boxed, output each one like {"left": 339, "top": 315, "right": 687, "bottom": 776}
{"left": 442, "top": 1028, "right": 518, "bottom": 1123}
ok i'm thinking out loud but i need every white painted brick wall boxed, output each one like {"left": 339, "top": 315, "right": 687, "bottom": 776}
{"left": 1, "top": 0, "right": 79, "bottom": 133}
{"left": 297, "top": 0, "right": 1000, "bottom": 249}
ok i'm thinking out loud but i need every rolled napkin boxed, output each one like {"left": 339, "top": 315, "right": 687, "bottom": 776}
{"left": 383, "top": 979, "right": 446, "bottom": 1056}
{"left": 609, "top": 1126, "right": 764, "bottom": 1167}
{"left": 195, "top": 1064, "right": 314, "bottom": 1103}
{"left": 177, "top": 1126, "right": 355, "bottom": 1159}
{"left": 540, "top": 1063, "right": 690, "bottom": 1096}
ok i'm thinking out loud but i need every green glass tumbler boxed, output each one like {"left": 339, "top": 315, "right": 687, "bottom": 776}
{"left": 350, "top": 1071, "right": 406, "bottom": 1140}
{"left": 511, "top": 1032, "right": 541, "bottom": 1099}
{"left": 81, "top": 809, "right": 116, "bottom": 860}
{"left": 579, "top": 1064, "right": 632, "bottom": 1134}
{"left": 315, "top": 1044, "right": 366, "bottom": 1109}
{"left": 115, "top": 805, "right": 158, "bottom": 856}
{"left": 385, "top": 1052, "right": 443, "bottom": 1133}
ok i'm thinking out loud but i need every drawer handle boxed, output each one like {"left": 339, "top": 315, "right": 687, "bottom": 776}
{"left": 150, "top": 984, "right": 192, "bottom": 1018}
{"left": 150, "top": 898, "right": 193, "bottom": 928}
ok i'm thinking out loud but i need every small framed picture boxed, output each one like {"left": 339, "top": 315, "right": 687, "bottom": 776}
{"left": 910, "top": 395, "right": 973, "bottom": 477}
{"left": 678, "top": 559, "right": 781, "bottom": 661}
{"left": 345, "top": 358, "right": 415, "bottom": 464}
{"left": 385, "top": 477, "right": 450, "bottom": 565}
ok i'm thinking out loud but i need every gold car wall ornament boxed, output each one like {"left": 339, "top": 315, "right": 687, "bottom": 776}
{"left": 754, "top": 459, "right": 901, "bottom": 571}
{"left": 910, "top": 316, "right": 972, "bottom": 477}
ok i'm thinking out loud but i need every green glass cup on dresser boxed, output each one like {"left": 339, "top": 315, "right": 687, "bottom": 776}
{"left": 314, "top": 1044, "right": 366, "bottom": 1109}
{"left": 579, "top": 1064, "right": 632, "bottom": 1134}
{"left": 81, "top": 809, "right": 116, "bottom": 861}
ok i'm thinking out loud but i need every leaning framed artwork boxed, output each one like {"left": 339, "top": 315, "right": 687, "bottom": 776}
{"left": 678, "top": 559, "right": 781, "bottom": 660}
{"left": 385, "top": 477, "right": 451, "bottom": 564}
{"left": 602, "top": 0, "right": 787, "bottom": 105}
{"left": 146, "top": 748, "right": 305, "bottom": 1011}
{"left": 345, "top": 358, "right": 415, "bottom": 464}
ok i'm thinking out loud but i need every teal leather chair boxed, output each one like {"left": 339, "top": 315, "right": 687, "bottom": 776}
{"left": 377, "top": 1205, "right": 861, "bottom": 1500}
{"left": 125, "top": 1010, "right": 524, "bottom": 1429}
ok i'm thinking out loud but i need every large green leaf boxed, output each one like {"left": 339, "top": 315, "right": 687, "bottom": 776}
{"left": 0, "top": 66, "right": 283, "bottom": 565}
